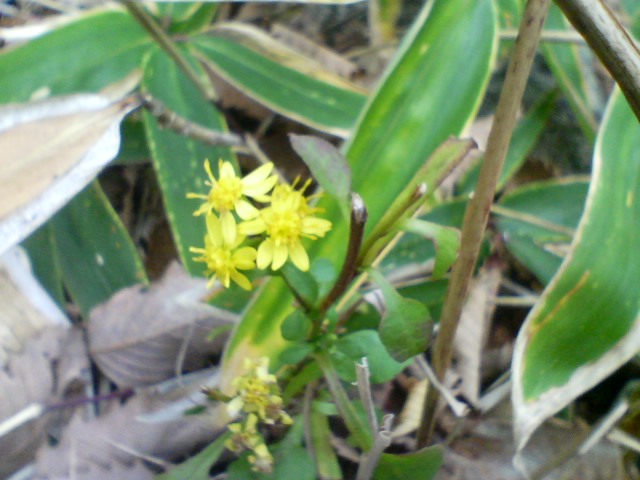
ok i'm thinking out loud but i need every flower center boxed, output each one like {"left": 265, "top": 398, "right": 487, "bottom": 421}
{"left": 209, "top": 176, "right": 243, "bottom": 212}
{"left": 264, "top": 210, "right": 302, "bottom": 246}
{"left": 206, "top": 245, "right": 234, "bottom": 274}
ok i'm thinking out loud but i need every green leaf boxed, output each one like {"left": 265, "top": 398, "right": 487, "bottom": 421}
{"left": 278, "top": 343, "right": 314, "bottom": 366}
{"left": 513, "top": 90, "right": 640, "bottom": 451}
{"left": 333, "top": 330, "right": 409, "bottom": 383}
{"left": 51, "top": 181, "right": 147, "bottom": 317}
{"left": 402, "top": 218, "right": 460, "bottom": 279}
{"left": 220, "top": 0, "right": 496, "bottom": 391}
{"left": 622, "top": 0, "right": 640, "bottom": 37}
{"left": 156, "top": 431, "right": 231, "bottom": 480}
{"left": 192, "top": 31, "right": 367, "bottom": 136}
{"left": 374, "top": 446, "right": 443, "bottom": 480}
{"left": 495, "top": 177, "right": 589, "bottom": 284}
{"left": 227, "top": 421, "right": 315, "bottom": 480}
{"left": 0, "top": 9, "right": 151, "bottom": 103}
{"left": 541, "top": 4, "right": 598, "bottom": 141}
{"left": 155, "top": 2, "right": 218, "bottom": 34}
{"left": 22, "top": 223, "right": 65, "bottom": 307}
{"left": 281, "top": 310, "right": 312, "bottom": 342}
{"left": 289, "top": 134, "right": 351, "bottom": 205}
{"left": 369, "top": 269, "right": 432, "bottom": 362}
{"left": 279, "top": 263, "right": 319, "bottom": 307}
{"left": 141, "top": 46, "right": 234, "bottom": 275}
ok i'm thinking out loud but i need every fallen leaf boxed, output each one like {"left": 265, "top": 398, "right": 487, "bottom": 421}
{"left": 0, "top": 74, "right": 140, "bottom": 255}
{"left": 453, "top": 265, "right": 502, "bottom": 405}
{"left": 0, "top": 326, "right": 88, "bottom": 478}
{"left": 35, "top": 374, "right": 223, "bottom": 480}
{"left": 89, "top": 262, "right": 238, "bottom": 387}
{"left": 0, "top": 247, "right": 68, "bottom": 368}
{"left": 437, "top": 401, "right": 625, "bottom": 480}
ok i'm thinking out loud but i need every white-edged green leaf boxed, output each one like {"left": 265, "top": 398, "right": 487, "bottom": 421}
{"left": 513, "top": 90, "right": 640, "bottom": 451}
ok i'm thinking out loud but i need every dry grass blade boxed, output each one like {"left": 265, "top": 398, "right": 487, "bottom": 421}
{"left": 89, "top": 262, "right": 238, "bottom": 388}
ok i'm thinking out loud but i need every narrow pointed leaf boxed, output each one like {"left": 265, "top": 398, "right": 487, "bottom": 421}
{"left": 513, "top": 90, "right": 640, "bottom": 451}
{"left": 0, "top": 9, "right": 151, "bottom": 103}
{"left": 541, "top": 4, "right": 598, "bottom": 141}
{"left": 496, "top": 177, "right": 589, "bottom": 284}
{"left": 156, "top": 431, "right": 231, "bottom": 480}
{"left": 141, "top": 47, "right": 234, "bottom": 274}
{"left": 192, "top": 26, "right": 367, "bottom": 136}
{"left": 52, "top": 182, "right": 148, "bottom": 317}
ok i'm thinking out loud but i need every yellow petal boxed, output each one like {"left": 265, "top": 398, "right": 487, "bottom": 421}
{"left": 302, "top": 217, "right": 332, "bottom": 237}
{"left": 205, "top": 213, "right": 223, "bottom": 246}
{"left": 231, "top": 271, "right": 252, "bottom": 291}
{"left": 271, "top": 244, "right": 288, "bottom": 270}
{"left": 236, "top": 199, "right": 259, "bottom": 220}
{"left": 257, "top": 239, "right": 274, "bottom": 270}
{"left": 239, "top": 218, "right": 267, "bottom": 236}
{"left": 233, "top": 247, "right": 257, "bottom": 270}
{"left": 219, "top": 160, "right": 236, "bottom": 179}
{"left": 242, "top": 162, "right": 273, "bottom": 185}
{"left": 204, "top": 159, "right": 217, "bottom": 184}
{"left": 220, "top": 211, "right": 237, "bottom": 245}
{"left": 289, "top": 242, "right": 309, "bottom": 271}
{"left": 243, "top": 175, "right": 278, "bottom": 198}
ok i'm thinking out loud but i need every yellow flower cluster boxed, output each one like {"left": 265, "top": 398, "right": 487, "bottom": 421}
{"left": 188, "top": 159, "right": 332, "bottom": 290}
{"left": 224, "top": 357, "right": 292, "bottom": 473}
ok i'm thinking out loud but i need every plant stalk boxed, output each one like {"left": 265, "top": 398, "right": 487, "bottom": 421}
{"left": 319, "top": 193, "right": 368, "bottom": 314}
{"left": 314, "top": 351, "right": 373, "bottom": 451}
{"left": 554, "top": 0, "right": 640, "bottom": 123}
{"left": 416, "top": 0, "right": 552, "bottom": 447}
{"left": 121, "top": 0, "right": 216, "bottom": 102}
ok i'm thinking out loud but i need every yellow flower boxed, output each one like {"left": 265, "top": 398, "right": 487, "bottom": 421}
{"left": 190, "top": 213, "right": 257, "bottom": 291}
{"left": 227, "top": 357, "right": 292, "bottom": 425}
{"left": 187, "top": 159, "right": 278, "bottom": 244}
{"left": 239, "top": 181, "right": 332, "bottom": 271}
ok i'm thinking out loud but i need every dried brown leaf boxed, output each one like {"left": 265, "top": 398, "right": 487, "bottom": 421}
{"left": 0, "top": 247, "right": 68, "bottom": 367}
{"left": 88, "top": 262, "right": 237, "bottom": 388}
{"left": 34, "top": 377, "right": 222, "bottom": 480}
{"left": 453, "top": 265, "right": 502, "bottom": 405}
{"left": 0, "top": 74, "right": 140, "bottom": 255}
{"left": 0, "top": 326, "right": 88, "bottom": 478}
{"left": 437, "top": 401, "right": 625, "bottom": 480}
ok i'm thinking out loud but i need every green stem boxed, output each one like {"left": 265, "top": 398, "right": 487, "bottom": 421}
{"left": 416, "top": 0, "right": 552, "bottom": 448}
{"left": 121, "top": 0, "right": 216, "bottom": 102}
{"left": 314, "top": 352, "right": 373, "bottom": 451}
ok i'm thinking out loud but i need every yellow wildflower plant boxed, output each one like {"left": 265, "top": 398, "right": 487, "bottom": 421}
{"left": 227, "top": 357, "right": 292, "bottom": 426}
{"left": 239, "top": 180, "right": 332, "bottom": 272}
{"left": 187, "top": 159, "right": 278, "bottom": 244}
{"left": 190, "top": 213, "right": 257, "bottom": 291}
